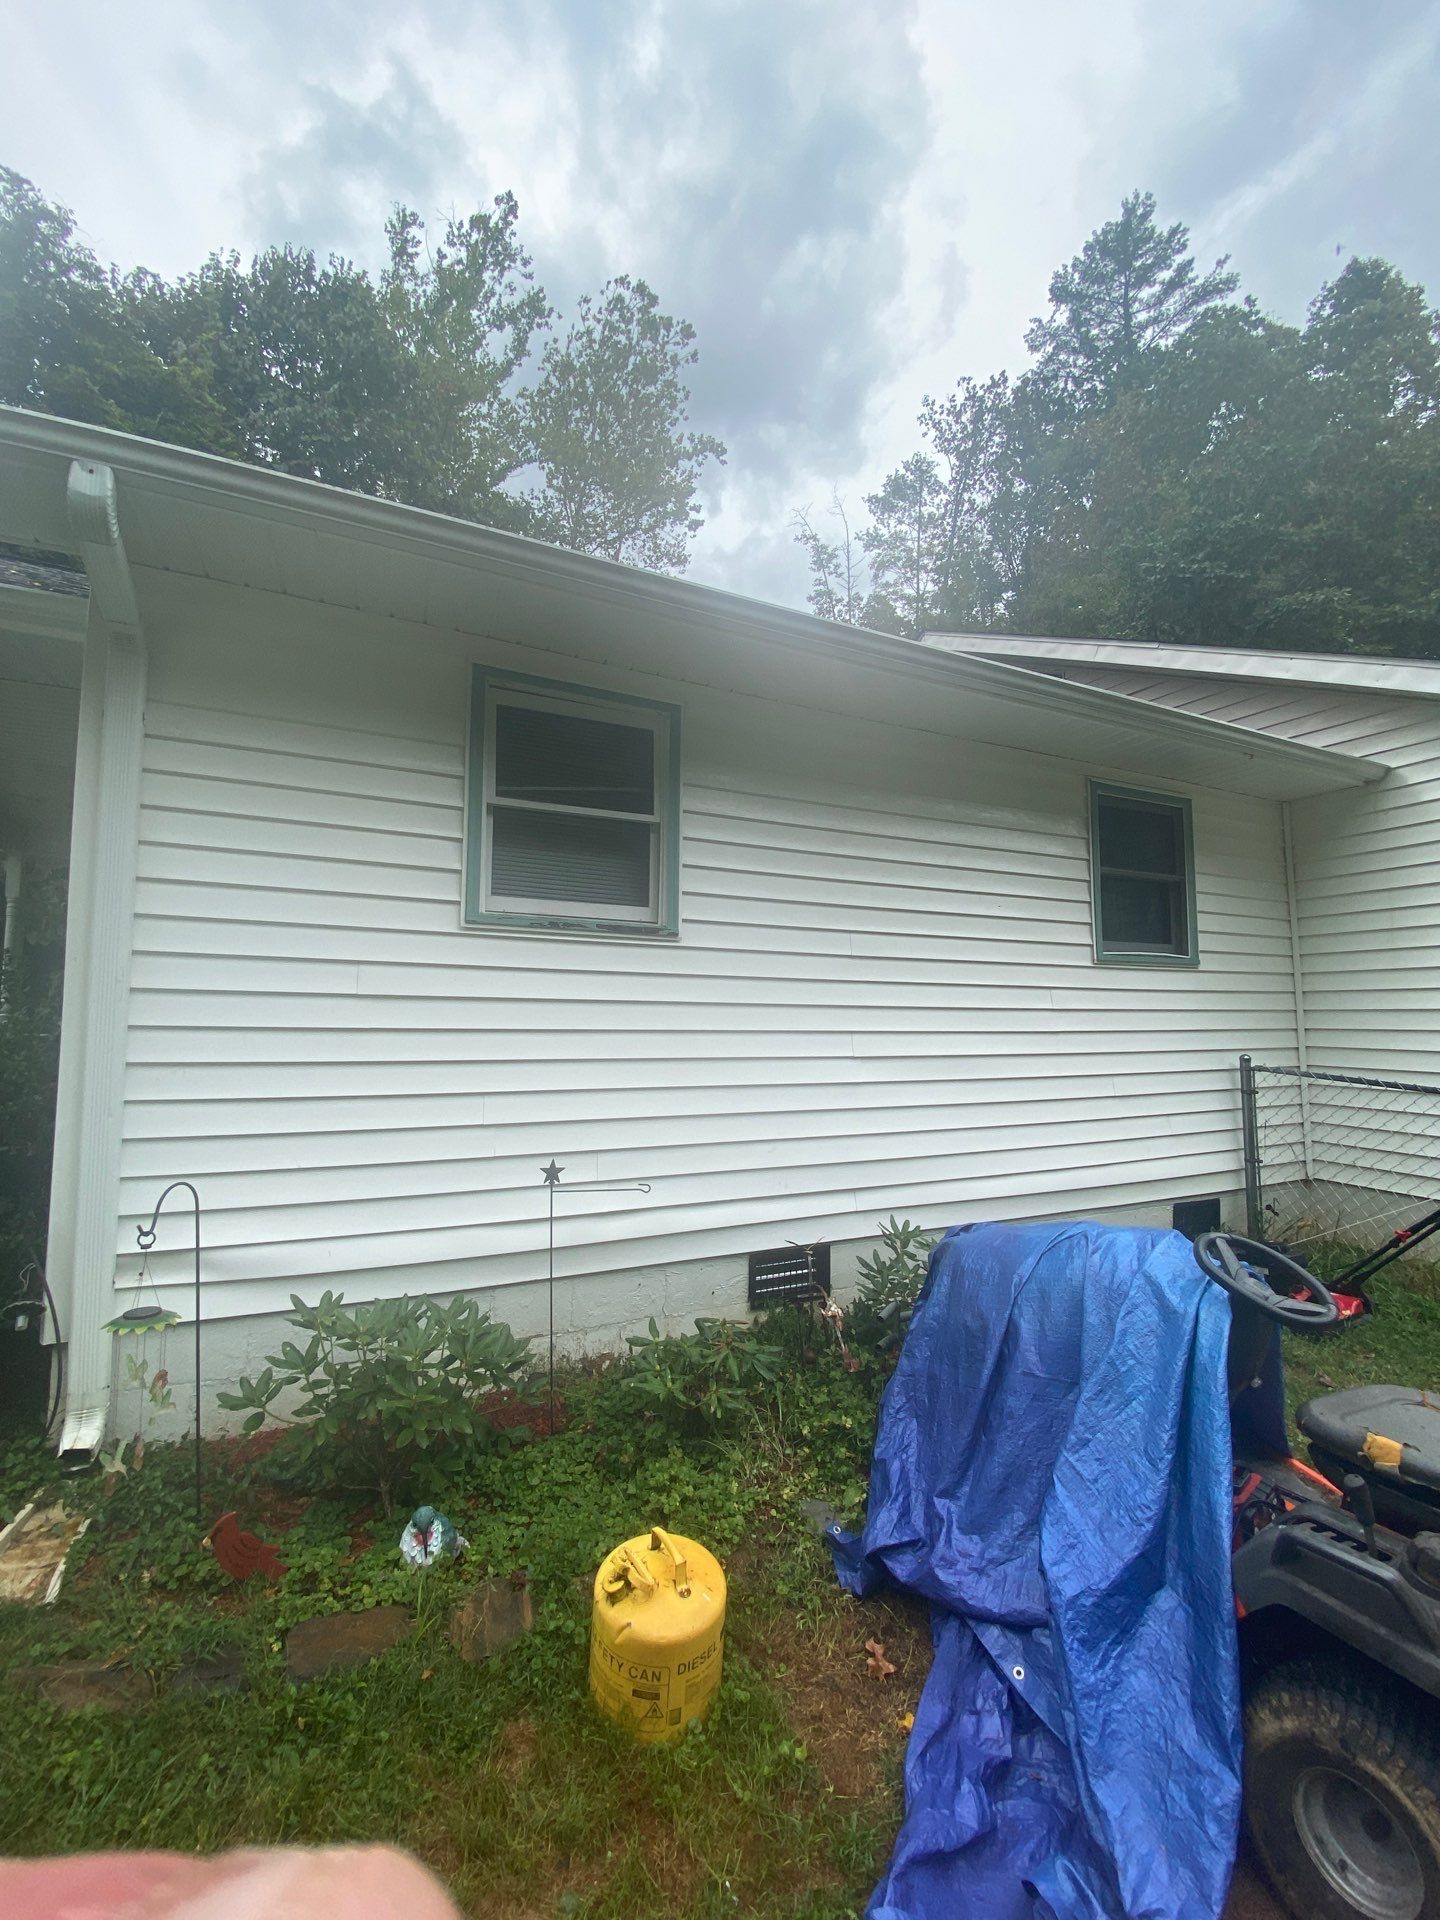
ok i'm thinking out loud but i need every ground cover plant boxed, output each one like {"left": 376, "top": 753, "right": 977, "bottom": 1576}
{"left": 1, "top": 1232, "right": 1436, "bottom": 1919}
{"left": 0, "top": 1280, "right": 921, "bottom": 1920}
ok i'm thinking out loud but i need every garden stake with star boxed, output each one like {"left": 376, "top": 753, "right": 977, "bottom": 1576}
{"left": 542, "top": 1162, "right": 652, "bottom": 1433}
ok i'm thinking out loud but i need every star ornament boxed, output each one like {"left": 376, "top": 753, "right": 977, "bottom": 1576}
{"left": 541, "top": 1160, "right": 564, "bottom": 1187}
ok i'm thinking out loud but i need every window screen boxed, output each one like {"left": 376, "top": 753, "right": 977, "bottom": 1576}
{"left": 465, "top": 672, "right": 680, "bottom": 935}
{"left": 1090, "top": 784, "right": 1196, "bottom": 963}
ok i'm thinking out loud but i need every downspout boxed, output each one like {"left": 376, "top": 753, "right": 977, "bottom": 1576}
{"left": 46, "top": 460, "right": 146, "bottom": 1455}
{"left": 1281, "top": 800, "right": 1314, "bottom": 1180}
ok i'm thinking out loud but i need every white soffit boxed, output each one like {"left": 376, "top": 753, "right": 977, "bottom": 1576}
{"left": 0, "top": 407, "right": 1392, "bottom": 802}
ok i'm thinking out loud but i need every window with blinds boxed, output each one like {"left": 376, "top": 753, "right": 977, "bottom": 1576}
{"left": 1088, "top": 782, "right": 1198, "bottom": 965}
{"left": 465, "top": 671, "right": 681, "bottom": 934}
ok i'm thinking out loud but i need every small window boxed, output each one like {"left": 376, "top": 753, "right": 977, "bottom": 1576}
{"left": 465, "top": 669, "right": 680, "bottom": 934}
{"left": 1089, "top": 782, "right": 1197, "bottom": 965}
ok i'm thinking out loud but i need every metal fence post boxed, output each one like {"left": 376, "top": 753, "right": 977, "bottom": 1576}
{"left": 1239, "top": 1053, "right": 1263, "bottom": 1237}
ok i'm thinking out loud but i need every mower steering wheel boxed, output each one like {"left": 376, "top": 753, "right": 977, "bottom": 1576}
{"left": 1193, "top": 1232, "right": 1340, "bottom": 1329}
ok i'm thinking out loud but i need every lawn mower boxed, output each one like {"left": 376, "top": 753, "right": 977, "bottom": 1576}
{"left": 1192, "top": 1230, "right": 1440, "bottom": 1920}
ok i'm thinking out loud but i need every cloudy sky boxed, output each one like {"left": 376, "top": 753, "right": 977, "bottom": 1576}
{"left": 5, "top": 1, "right": 1440, "bottom": 606}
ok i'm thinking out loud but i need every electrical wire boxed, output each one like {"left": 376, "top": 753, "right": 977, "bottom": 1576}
{"left": 1, "top": 1255, "right": 64, "bottom": 1435}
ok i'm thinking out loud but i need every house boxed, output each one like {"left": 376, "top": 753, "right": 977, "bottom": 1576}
{"left": 0, "top": 405, "right": 1412, "bottom": 1450}
{"left": 922, "top": 632, "right": 1440, "bottom": 1086}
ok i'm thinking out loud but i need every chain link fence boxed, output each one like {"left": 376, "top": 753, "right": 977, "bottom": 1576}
{"left": 1240, "top": 1055, "right": 1440, "bottom": 1256}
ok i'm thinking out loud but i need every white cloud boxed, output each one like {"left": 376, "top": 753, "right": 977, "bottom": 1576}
{"left": 4, "top": 0, "right": 1438, "bottom": 608}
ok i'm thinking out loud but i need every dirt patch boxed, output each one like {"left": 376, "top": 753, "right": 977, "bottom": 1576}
{"left": 481, "top": 1390, "right": 568, "bottom": 1438}
{"left": 211, "top": 1427, "right": 287, "bottom": 1472}
{"left": 494, "top": 1715, "right": 539, "bottom": 1779}
{"left": 739, "top": 1591, "right": 932, "bottom": 1801}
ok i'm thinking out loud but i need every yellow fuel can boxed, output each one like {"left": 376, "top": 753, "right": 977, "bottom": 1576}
{"left": 589, "top": 1528, "right": 726, "bottom": 1743}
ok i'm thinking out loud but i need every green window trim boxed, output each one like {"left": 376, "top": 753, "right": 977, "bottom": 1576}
{"left": 464, "top": 665, "right": 682, "bottom": 938}
{"left": 1088, "top": 780, "right": 1199, "bottom": 968}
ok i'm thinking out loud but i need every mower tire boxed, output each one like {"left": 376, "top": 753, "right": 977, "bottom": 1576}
{"left": 1245, "top": 1655, "right": 1440, "bottom": 1920}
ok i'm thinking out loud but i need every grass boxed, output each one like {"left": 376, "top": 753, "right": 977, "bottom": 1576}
{"left": 2, "top": 1253, "right": 1436, "bottom": 1920}
{"left": 1278, "top": 1240, "right": 1440, "bottom": 1421}
{"left": 0, "top": 1338, "right": 919, "bottom": 1920}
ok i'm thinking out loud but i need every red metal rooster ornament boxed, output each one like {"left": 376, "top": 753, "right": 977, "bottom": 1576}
{"left": 202, "top": 1511, "right": 287, "bottom": 1582}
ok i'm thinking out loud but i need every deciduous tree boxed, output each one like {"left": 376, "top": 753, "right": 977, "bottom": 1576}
{"left": 523, "top": 276, "right": 725, "bottom": 571}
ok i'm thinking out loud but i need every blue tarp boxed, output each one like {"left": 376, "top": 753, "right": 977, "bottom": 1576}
{"left": 831, "top": 1221, "right": 1241, "bottom": 1920}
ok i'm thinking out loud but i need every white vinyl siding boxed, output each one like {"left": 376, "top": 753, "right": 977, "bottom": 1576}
{"left": 1042, "top": 665, "right": 1440, "bottom": 1085}
{"left": 113, "top": 582, "right": 1298, "bottom": 1322}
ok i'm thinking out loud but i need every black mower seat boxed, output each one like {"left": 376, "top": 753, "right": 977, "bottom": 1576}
{"left": 1298, "top": 1384, "right": 1440, "bottom": 1494}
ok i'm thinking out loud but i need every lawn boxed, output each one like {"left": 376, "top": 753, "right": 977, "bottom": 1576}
{"left": 1277, "top": 1240, "right": 1440, "bottom": 1422}
{"left": 0, "top": 1307, "right": 924, "bottom": 1920}
{"left": 1, "top": 1236, "right": 1437, "bottom": 1920}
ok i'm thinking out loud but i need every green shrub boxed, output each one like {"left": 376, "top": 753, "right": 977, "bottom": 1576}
{"left": 845, "top": 1216, "right": 934, "bottom": 1358}
{"left": 215, "top": 1291, "right": 532, "bottom": 1514}
{"left": 622, "top": 1316, "right": 783, "bottom": 1433}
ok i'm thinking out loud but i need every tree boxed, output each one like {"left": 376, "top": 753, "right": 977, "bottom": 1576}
{"left": 917, "top": 372, "right": 1012, "bottom": 625}
{"left": 803, "top": 190, "right": 1439, "bottom": 658}
{"left": 0, "top": 167, "right": 228, "bottom": 448}
{"left": 524, "top": 276, "right": 725, "bottom": 571}
{"left": 1024, "top": 189, "right": 1239, "bottom": 411}
{"left": 0, "top": 168, "right": 723, "bottom": 572}
{"left": 861, "top": 453, "right": 947, "bottom": 635}
{"left": 379, "top": 196, "right": 550, "bottom": 519}
{"left": 791, "top": 494, "right": 869, "bottom": 624}
{"left": 128, "top": 195, "right": 549, "bottom": 523}
{"left": 797, "top": 376, "right": 1015, "bottom": 635}
{"left": 1010, "top": 262, "right": 1440, "bottom": 655}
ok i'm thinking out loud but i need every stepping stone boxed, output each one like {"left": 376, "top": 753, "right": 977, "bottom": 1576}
{"left": 285, "top": 1605, "right": 412, "bottom": 1681}
{"left": 171, "top": 1644, "right": 248, "bottom": 1696}
{"left": 8, "top": 1661, "right": 152, "bottom": 1711}
{"left": 450, "top": 1576, "right": 534, "bottom": 1663}
{"left": 0, "top": 1502, "right": 91, "bottom": 1604}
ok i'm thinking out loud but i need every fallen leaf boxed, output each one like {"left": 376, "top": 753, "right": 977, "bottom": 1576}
{"left": 898, "top": 1711, "right": 915, "bottom": 1733}
{"left": 420, "top": 1668, "right": 434, "bottom": 1682}
{"left": 865, "top": 1637, "right": 896, "bottom": 1679}
{"left": 1317, "top": 1372, "right": 1335, "bottom": 1389}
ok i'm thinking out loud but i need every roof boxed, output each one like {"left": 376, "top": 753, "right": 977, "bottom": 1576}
{"left": 922, "top": 631, "right": 1440, "bottom": 700}
{"left": 0, "top": 406, "right": 1392, "bottom": 802}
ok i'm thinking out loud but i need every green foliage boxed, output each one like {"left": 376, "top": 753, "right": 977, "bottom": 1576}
{"left": 0, "top": 167, "right": 228, "bottom": 446}
{"left": 846, "top": 1217, "right": 934, "bottom": 1359}
{"left": 525, "top": 275, "right": 726, "bottom": 571}
{"left": 797, "top": 187, "right": 1440, "bottom": 658}
{"left": 622, "top": 1316, "right": 784, "bottom": 1434}
{"left": 81, "top": 1439, "right": 226, "bottom": 1597}
{"left": 0, "top": 1340, "right": 899, "bottom": 1916}
{"left": 1280, "top": 1245, "right": 1440, "bottom": 1425}
{"left": 1023, "top": 188, "right": 1239, "bottom": 410}
{"left": 0, "top": 167, "right": 723, "bottom": 574}
{"left": 215, "top": 1292, "right": 532, "bottom": 1515}
{"left": 0, "top": 1427, "right": 57, "bottom": 1526}
{"left": 2, "top": 1237, "right": 1437, "bottom": 1918}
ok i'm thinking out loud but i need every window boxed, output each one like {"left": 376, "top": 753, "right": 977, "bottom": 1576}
{"left": 1089, "top": 782, "right": 1197, "bottom": 965}
{"left": 465, "top": 669, "right": 681, "bottom": 934}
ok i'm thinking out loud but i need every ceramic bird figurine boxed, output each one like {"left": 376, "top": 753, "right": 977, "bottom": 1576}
{"left": 202, "top": 1510, "right": 287, "bottom": 1582}
{"left": 399, "top": 1505, "right": 468, "bottom": 1567}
